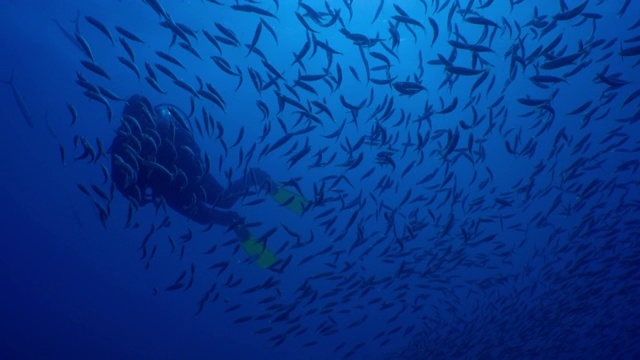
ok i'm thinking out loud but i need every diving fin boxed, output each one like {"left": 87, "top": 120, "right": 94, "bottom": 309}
{"left": 240, "top": 234, "right": 278, "bottom": 269}
{"left": 269, "top": 186, "right": 311, "bottom": 214}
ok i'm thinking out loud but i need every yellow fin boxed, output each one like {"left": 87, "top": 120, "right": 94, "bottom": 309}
{"left": 240, "top": 236, "right": 277, "bottom": 269}
{"left": 269, "top": 187, "right": 310, "bottom": 214}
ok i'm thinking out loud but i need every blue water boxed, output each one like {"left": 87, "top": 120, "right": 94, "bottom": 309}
{"left": 1, "top": 1, "right": 639, "bottom": 359}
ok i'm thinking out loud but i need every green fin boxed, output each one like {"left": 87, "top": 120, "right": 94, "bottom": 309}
{"left": 269, "top": 187, "right": 310, "bottom": 214}
{"left": 240, "top": 235, "right": 277, "bottom": 269}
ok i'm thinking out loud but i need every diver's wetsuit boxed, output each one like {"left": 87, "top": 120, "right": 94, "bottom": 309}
{"left": 110, "top": 95, "right": 269, "bottom": 231}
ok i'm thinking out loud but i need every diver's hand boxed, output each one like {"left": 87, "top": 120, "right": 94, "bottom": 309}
{"left": 217, "top": 210, "right": 241, "bottom": 226}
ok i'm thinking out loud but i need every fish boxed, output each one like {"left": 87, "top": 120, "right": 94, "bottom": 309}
{"left": 154, "top": 63, "right": 179, "bottom": 81}
{"left": 51, "top": 14, "right": 84, "bottom": 53}
{"left": 93, "top": 200, "right": 109, "bottom": 228}
{"left": 165, "top": 282, "right": 184, "bottom": 291}
{"left": 173, "top": 78, "right": 199, "bottom": 98}
{"left": 541, "top": 52, "right": 583, "bottom": 69}
{"left": 117, "top": 56, "right": 140, "bottom": 80}
{"left": 448, "top": 40, "right": 494, "bottom": 53}
{"left": 392, "top": 81, "right": 426, "bottom": 96}
{"left": 119, "top": 37, "right": 135, "bottom": 62}
{"left": 392, "top": 15, "right": 425, "bottom": 30}
{"left": 553, "top": 0, "right": 588, "bottom": 21}
{"left": 446, "top": 66, "right": 487, "bottom": 76}
{"left": 465, "top": 15, "right": 500, "bottom": 28}
{"left": 246, "top": 22, "right": 263, "bottom": 56}
{"left": 437, "top": 97, "right": 458, "bottom": 114}
{"left": 202, "top": 30, "right": 223, "bottom": 54}
{"left": 74, "top": 32, "right": 95, "bottom": 62}
{"left": 231, "top": 127, "right": 245, "bottom": 148}
{"left": 231, "top": 4, "right": 277, "bottom": 19}
{"left": 85, "top": 16, "right": 114, "bottom": 44}
{"left": 620, "top": 45, "right": 640, "bottom": 57}
{"left": 260, "top": 19, "right": 278, "bottom": 44}
{"left": 115, "top": 26, "right": 144, "bottom": 43}
{"left": 98, "top": 86, "right": 125, "bottom": 101}
{"left": 372, "top": 0, "right": 384, "bottom": 24}
{"left": 428, "top": 17, "right": 439, "bottom": 46}
{"left": 156, "top": 51, "right": 185, "bottom": 69}
{"left": 178, "top": 42, "right": 202, "bottom": 60}
{"left": 145, "top": 76, "right": 166, "bottom": 94}
{"left": 215, "top": 23, "right": 241, "bottom": 46}
{"left": 2, "top": 72, "right": 34, "bottom": 127}
{"left": 441, "top": 127, "right": 460, "bottom": 159}
{"left": 80, "top": 60, "right": 111, "bottom": 80}
{"left": 212, "top": 56, "right": 240, "bottom": 76}
{"left": 59, "top": 144, "right": 66, "bottom": 165}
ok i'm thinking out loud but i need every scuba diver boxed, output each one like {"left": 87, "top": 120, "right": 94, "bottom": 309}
{"left": 110, "top": 95, "right": 309, "bottom": 268}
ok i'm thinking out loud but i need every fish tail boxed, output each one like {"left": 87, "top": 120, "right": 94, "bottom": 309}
{"left": 1, "top": 70, "right": 13, "bottom": 85}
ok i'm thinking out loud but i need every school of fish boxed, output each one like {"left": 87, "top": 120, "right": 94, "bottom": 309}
{"left": 7, "top": 0, "right": 639, "bottom": 358}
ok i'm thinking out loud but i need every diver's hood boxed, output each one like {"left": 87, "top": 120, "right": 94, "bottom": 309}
{"left": 155, "top": 103, "right": 188, "bottom": 126}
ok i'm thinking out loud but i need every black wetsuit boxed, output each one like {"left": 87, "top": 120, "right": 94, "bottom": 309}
{"left": 110, "top": 95, "right": 267, "bottom": 231}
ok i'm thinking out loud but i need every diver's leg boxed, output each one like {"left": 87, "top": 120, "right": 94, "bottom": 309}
{"left": 189, "top": 201, "right": 244, "bottom": 228}
{"left": 228, "top": 167, "right": 273, "bottom": 194}
{"left": 214, "top": 168, "right": 274, "bottom": 208}
{"left": 203, "top": 176, "right": 256, "bottom": 209}
{"left": 190, "top": 199, "right": 278, "bottom": 269}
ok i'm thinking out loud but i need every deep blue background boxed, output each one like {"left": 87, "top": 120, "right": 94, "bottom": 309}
{"left": 1, "top": 1, "right": 639, "bottom": 359}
